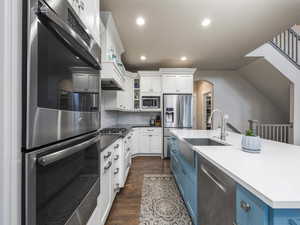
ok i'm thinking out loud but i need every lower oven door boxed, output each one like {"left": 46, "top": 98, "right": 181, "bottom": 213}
{"left": 24, "top": 133, "right": 100, "bottom": 225}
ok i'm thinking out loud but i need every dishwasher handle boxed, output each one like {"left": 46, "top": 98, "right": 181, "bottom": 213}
{"left": 201, "top": 165, "right": 226, "bottom": 193}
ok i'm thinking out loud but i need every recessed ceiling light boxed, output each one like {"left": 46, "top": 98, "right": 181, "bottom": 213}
{"left": 136, "top": 17, "right": 145, "bottom": 26}
{"left": 201, "top": 18, "right": 211, "bottom": 27}
{"left": 140, "top": 55, "right": 147, "bottom": 61}
{"left": 181, "top": 56, "right": 187, "bottom": 61}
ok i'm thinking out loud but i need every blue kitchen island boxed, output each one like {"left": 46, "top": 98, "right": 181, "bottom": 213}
{"left": 169, "top": 129, "right": 300, "bottom": 225}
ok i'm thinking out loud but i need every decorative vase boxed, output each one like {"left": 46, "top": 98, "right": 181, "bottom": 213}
{"left": 241, "top": 135, "right": 261, "bottom": 153}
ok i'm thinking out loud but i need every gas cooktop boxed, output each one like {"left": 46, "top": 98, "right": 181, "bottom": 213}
{"left": 99, "top": 127, "right": 128, "bottom": 136}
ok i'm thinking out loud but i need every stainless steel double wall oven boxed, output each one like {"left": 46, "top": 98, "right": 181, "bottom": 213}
{"left": 23, "top": 0, "right": 101, "bottom": 224}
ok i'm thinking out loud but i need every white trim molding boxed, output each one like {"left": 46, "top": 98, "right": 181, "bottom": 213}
{"left": 159, "top": 68, "right": 197, "bottom": 75}
{"left": 0, "top": 0, "right": 22, "bottom": 224}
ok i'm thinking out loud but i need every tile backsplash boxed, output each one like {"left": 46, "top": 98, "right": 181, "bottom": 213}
{"left": 117, "top": 112, "right": 161, "bottom": 125}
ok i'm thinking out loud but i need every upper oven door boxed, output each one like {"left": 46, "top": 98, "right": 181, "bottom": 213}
{"left": 24, "top": 0, "right": 102, "bottom": 150}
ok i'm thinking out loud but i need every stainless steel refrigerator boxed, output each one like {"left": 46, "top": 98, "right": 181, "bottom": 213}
{"left": 163, "top": 94, "right": 193, "bottom": 158}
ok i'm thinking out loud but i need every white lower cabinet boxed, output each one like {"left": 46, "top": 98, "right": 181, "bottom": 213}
{"left": 134, "top": 127, "right": 162, "bottom": 155}
{"left": 99, "top": 145, "right": 113, "bottom": 225}
{"left": 90, "top": 128, "right": 162, "bottom": 225}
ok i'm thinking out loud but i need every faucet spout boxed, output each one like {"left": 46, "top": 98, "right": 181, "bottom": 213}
{"left": 208, "top": 109, "right": 228, "bottom": 141}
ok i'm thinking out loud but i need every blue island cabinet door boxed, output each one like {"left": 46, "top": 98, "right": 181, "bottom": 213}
{"left": 270, "top": 209, "right": 300, "bottom": 225}
{"left": 236, "top": 185, "right": 269, "bottom": 225}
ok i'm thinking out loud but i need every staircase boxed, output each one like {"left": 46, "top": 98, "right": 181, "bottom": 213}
{"left": 246, "top": 27, "right": 300, "bottom": 145}
{"left": 270, "top": 28, "right": 300, "bottom": 68}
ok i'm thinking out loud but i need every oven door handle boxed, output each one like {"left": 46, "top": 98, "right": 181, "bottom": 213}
{"left": 37, "top": 1, "right": 100, "bottom": 69}
{"left": 38, "top": 136, "right": 100, "bottom": 166}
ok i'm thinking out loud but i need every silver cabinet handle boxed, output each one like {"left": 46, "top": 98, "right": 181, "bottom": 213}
{"left": 201, "top": 165, "right": 226, "bottom": 192}
{"left": 38, "top": 136, "right": 99, "bottom": 166}
{"left": 114, "top": 168, "right": 119, "bottom": 175}
{"left": 114, "top": 155, "right": 119, "bottom": 160}
{"left": 104, "top": 161, "right": 112, "bottom": 170}
{"left": 114, "top": 144, "right": 119, "bottom": 149}
{"left": 114, "top": 184, "right": 120, "bottom": 192}
{"left": 104, "top": 151, "right": 111, "bottom": 159}
{"left": 147, "top": 129, "right": 154, "bottom": 131}
{"left": 240, "top": 200, "right": 251, "bottom": 212}
{"left": 149, "top": 135, "right": 153, "bottom": 137}
{"left": 127, "top": 147, "right": 130, "bottom": 152}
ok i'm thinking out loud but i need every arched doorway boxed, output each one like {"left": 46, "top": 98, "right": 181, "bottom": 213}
{"left": 193, "top": 80, "right": 214, "bottom": 130}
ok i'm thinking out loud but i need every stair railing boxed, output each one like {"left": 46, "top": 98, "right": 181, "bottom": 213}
{"left": 269, "top": 28, "right": 300, "bottom": 68}
{"left": 226, "top": 122, "right": 242, "bottom": 134}
{"left": 248, "top": 120, "right": 293, "bottom": 144}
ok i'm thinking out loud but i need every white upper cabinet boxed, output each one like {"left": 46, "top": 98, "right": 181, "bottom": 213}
{"left": 100, "top": 12, "right": 126, "bottom": 90}
{"left": 68, "top": 0, "right": 100, "bottom": 45}
{"left": 160, "top": 68, "right": 197, "bottom": 94}
{"left": 139, "top": 71, "right": 162, "bottom": 95}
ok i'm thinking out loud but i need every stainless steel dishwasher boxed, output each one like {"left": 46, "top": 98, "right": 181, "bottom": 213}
{"left": 198, "top": 155, "right": 236, "bottom": 225}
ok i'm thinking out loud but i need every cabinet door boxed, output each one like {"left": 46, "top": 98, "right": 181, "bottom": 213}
{"left": 127, "top": 77, "right": 134, "bottom": 110}
{"left": 140, "top": 132, "right": 150, "bottom": 153}
{"left": 149, "top": 133, "right": 162, "bottom": 154}
{"left": 178, "top": 75, "right": 193, "bottom": 93}
{"left": 132, "top": 129, "right": 140, "bottom": 155}
{"left": 100, "top": 148, "right": 113, "bottom": 224}
{"left": 150, "top": 76, "right": 162, "bottom": 93}
{"left": 236, "top": 185, "right": 269, "bottom": 225}
{"left": 140, "top": 76, "right": 153, "bottom": 92}
{"left": 163, "top": 75, "right": 177, "bottom": 93}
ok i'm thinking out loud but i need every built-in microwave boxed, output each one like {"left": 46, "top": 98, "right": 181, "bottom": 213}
{"left": 141, "top": 96, "right": 161, "bottom": 109}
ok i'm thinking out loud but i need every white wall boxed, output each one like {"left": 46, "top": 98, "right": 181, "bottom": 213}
{"left": 247, "top": 43, "right": 300, "bottom": 145}
{"left": 0, "top": 0, "right": 22, "bottom": 224}
{"left": 195, "top": 70, "right": 286, "bottom": 133}
{"left": 238, "top": 58, "right": 290, "bottom": 121}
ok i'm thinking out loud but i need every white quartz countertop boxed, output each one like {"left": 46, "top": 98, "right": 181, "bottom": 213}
{"left": 170, "top": 128, "right": 300, "bottom": 209}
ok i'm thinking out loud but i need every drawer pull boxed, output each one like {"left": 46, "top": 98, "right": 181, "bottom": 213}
{"left": 114, "top": 144, "right": 119, "bottom": 149}
{"left": 114, "top": 168, "right": 119, "bottom": 175}
{"left": 114, "top": 155, "right": 119, "bottom": 160}
{"left": 104, "top": 152, "right": 111, "bottom": 159}
{"left": 114, "top": 184, "right": 120, "bottom": 193}
{"left": 240, "top": 200, "right": 251, "bottom": 212}
{"left": 127, "top": 147, "right": 130, "bottom": 152}
{"left": 104, "top": 161, "right": 112, "bottom": 170}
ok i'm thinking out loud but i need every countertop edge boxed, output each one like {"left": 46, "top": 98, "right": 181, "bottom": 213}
{"left": 170, "top": 129, "right": 300, "bottom": 209}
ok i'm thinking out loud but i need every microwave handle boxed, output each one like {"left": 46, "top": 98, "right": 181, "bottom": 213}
{"left": 38, "top": 136, "right": 100, "bottom": 166}
{"left": 37, "top": 1, "right": 100, "bottom": 69}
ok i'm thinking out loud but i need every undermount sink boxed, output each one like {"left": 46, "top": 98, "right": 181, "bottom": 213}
{"left": 184, "top": 138, "right": 229, "bottom": 146}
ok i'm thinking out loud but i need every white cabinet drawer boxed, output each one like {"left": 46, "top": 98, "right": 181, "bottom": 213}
{"left": 140, "top": 127, "right": 162, "bottom": 134}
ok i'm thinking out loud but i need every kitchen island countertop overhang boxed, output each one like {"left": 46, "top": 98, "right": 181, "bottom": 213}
{"left": 170, "top": 128, "right": 300, "bottom": 209}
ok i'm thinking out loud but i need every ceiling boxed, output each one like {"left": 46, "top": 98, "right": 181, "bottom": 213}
{"left": 238, "top": 58, "right": 290, "bottom": 121}
{"left": 101, "top": 0, "right": 300, "bottom": 70}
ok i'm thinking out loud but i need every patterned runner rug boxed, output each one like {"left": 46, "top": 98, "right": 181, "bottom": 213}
{"left": 139, "top": 174, "right": 192, "bottom": 225}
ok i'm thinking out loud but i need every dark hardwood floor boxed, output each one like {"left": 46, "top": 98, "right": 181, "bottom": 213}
{"left": 105, "top": 156, "right": 171, "bottom": 225}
